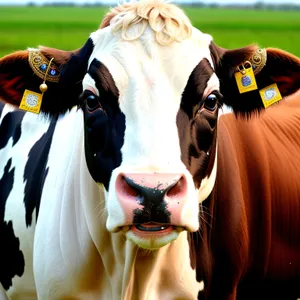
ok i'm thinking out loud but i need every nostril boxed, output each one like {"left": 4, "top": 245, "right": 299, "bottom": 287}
{"left": 166, "top": 176, "right": 186, "bottom": 198}
{"left": 119, "top": 175, "right": 140, "bottom": 198}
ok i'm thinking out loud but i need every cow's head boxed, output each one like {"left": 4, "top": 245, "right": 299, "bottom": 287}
{"left": 1, "top": 0, "right": 300, "bottom": 250}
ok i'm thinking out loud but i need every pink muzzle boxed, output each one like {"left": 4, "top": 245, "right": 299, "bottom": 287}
{"left": 115, "top": 173, "right": 189, "bottom": 228}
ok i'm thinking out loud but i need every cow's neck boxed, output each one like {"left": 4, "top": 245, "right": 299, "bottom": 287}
{"left": 120, "top": 232, "right": 203, "bottom": 299}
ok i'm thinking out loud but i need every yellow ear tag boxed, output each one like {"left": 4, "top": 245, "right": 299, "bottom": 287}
{"left": 19, "top": 89, "right": 43, "bottom": 114}
{"left": 235, "top": 62, "right": 258, "bottom": 94}
{"left": 20, "top": 56, "right": 55, "bottom": 114}
{"left": 259, "top": 83, "right": 282, "bottom": 108}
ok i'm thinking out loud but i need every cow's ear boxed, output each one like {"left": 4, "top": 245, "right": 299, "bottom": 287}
{"left": 0, "top": 38, "right": 94, "bottom": 116}
{"left": 212, "top": 43, "right": 300, "bottom": 115}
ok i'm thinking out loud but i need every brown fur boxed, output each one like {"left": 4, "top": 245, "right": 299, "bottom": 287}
{"left": 0, "top": 51, "right": 30, "bottom": 107}
{"left": 192, "top": 95, "right": 300, "bottom": 300}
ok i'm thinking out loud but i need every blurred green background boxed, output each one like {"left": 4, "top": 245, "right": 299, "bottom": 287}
{"left": 0, "top": 6, "right": 300, "bottom": 57}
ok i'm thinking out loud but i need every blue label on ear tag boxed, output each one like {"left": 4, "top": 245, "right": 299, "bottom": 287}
{"left": 242, "top": 75, "right": 252, "bottom": 87}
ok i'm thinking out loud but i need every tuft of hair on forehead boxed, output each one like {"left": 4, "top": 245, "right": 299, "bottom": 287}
{"left": 100, "top": 0, "right": 192, "bottom": 46}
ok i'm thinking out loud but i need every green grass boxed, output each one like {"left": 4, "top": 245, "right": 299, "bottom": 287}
{"left": 0, "top": 6, "right": 300, "bottom": 57}
{"left": 0, "top": 6, "right": 107, "bottom": 56}
{"left": 185, "top": 7, "right": 300, "bottom": 54}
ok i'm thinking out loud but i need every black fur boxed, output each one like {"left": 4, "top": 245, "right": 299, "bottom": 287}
{"left": 82, "top": 92, "right": 125, "bottom": 189}
{"left": 0, "top": 159, "right": 25, "bottom": 290}
{"left": 0, "top": 110, "right": 25, "bottom": 150}
{"left": 23, "top": 118, "right": 57, "bottom": 227}
{"left": 81, "top": 60, "right": 125, "bottom": 190}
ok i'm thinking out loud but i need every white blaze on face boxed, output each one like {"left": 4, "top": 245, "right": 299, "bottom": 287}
{"left": 204, "top": 72, "right": 233, "bottom": 119}
{"left": 198, "top": 150, "right": 218, "bottom": 203}
{"left": 203, "top": 73, "right": 220, "bottom": 99}
{"left": 83, "top": 25, "right": 218, "bottom": 233}
{"left": 83, "top": 73, "right": 99, "bottom": 96}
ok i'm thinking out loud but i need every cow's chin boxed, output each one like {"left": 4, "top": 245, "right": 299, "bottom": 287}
{"left": 122, "top": 225, "right": 184, "bottom": 250}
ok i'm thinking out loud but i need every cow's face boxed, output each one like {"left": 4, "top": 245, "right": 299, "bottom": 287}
{"left": 80, "top": 10, "right": 220, "bottom": 249}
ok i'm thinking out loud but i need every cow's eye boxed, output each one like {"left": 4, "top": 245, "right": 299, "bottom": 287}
{"left": 86, "top": 94, "right": 100, "bottom": 111}
{"left": 204, "top": 94, "right": 218, "bottom": 111}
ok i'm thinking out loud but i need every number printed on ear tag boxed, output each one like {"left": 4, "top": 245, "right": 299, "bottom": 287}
{"left": 235, "top": 67, "right": 258, "bottom": 94}
{"left": 19, "top": 89, "right": 43, "bottom": 114}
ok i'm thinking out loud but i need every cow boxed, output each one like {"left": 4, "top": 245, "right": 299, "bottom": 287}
{"left": 1, "top": 0, "right": 300, "bottom": 299}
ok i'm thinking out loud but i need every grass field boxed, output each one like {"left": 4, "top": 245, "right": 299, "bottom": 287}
{"left": 0, "top": 6, "right": 300, "bottom": 57}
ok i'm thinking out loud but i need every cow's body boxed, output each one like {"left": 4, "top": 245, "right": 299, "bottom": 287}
{"left": 0, "top": 102, "right": 202, "bottom": 299}
{"left": 193, "top": 97, "right": 300, "bottom": 299}
{"left": 1, "top": 1, "right": 300, "bottom": 299}
{"left": 3, "top": 90, "right": 300, "bottom": 300}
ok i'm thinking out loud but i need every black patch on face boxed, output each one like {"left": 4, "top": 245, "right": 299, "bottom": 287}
{"left": 178, "top": 58, "right": 219, "bottom": 188}
{"left": 80, "top": 60, "right": 125, "bottom": 190}
{"left": 0, "top": 159, "right": 25, "bottom": 290}
{"left": 180, "top": 59, "right": 217, "bottom": 118}
{"left": 121, "top": 177, "right": 172, "bottom": 224}
{"left": 0, "top": 109, "right": 25, "bottom": 150}
{"left": 23, "top": 118, "right": 57, "bottom": 227}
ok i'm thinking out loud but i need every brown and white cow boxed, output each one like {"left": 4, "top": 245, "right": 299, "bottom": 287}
{"left": 1, "top": 0, "right": 300, "bottom": 299}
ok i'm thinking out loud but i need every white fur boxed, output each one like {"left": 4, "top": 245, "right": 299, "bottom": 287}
{"left": 198, "top": 150, "right": 218, "bottom": 203}
{"left": 219, "top": 104, "right": 233, "bottom": 117}
{"left": 82, "top": 73, "right": 99, "bottom": 96}
{"left": 203, "top": 73, "right": 219, "bottom": 98}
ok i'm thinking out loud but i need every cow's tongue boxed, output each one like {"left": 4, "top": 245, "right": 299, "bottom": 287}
{"left": 135, "top": 223, "right": 170, "bottom": 232}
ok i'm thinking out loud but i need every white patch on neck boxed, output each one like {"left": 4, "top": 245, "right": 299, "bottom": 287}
{"left": 122, "top": 231, "right": 204, "bottom": 299}
{"left": 198, "top": 148, "right": 217, "bottom": 202}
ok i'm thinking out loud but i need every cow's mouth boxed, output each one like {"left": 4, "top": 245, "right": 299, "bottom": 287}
{"left": 122, "top": 223, "right": 184, "bottom": 249}
{"left": 134, "top": 223, "right": 171, "bottom": 232}
{"left": 121, "top": 223, "right": 184, "bottom": 233}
